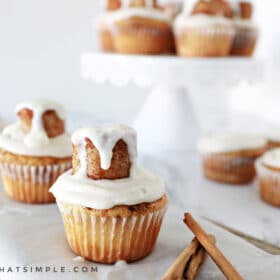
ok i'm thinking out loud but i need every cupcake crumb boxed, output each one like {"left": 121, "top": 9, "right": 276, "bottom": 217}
{"left": 114, "top": 260, "right": 128, "bottom": 268}
{"left": 73, "top": 256, "right": 85, "bottom": 262}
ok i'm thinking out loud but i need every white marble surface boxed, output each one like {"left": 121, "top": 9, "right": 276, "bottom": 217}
{"left": 140, "top": 152, "right": 280, "bottom": 247}
{"left": 0, "top": 187, "right": 279, "bottom": 280}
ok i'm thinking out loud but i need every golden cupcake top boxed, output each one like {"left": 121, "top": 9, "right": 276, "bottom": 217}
{"left": 191, "top": 0, "right": 233, "bottom": 18}
{"left": 238, "top": 1, "right": 252, "bottom": 19}
{"left": 105, "top": 0, "right": 158, "bottom": 10}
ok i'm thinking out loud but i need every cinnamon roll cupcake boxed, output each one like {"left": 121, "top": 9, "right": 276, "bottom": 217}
{"left": 230, "top": 1, "right": 258, "bottom": 56}
{"left": 0, "top": 100, "right": 72, "bottom": 204}
{"left": 256, "top": 148, "right": 280, "bottom": 207}
{"left": 96, "top": 0, "right": 120, "bottom": 52}
{"left": 50, "top": 124, "right": 168, "bottom": 264}
{"left": 198, "top": 133, "right": 266, "bottom": 184}
{"left": 97, "top": 0, "right": 174, "bottom": 54}
{"left": 174, "top": 0, "right": 235, "bottom": 57}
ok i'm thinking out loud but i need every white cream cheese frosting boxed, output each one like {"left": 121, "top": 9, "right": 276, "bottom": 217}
{"left": 233, "top": 18, "right": 256, "bottom": 28}
{"left": 51, "top": 124, "right": 166, "bottom": 209}
{"left": 0, "top": 99, "right": 71, "bottom": 158}
{"left": 174, "top": 14, "right": 234, "bottom": 32}
{"left": 197, "top": 133, "right": 267, "bottom": 154}
{"left": 261, "top": 148, "right": 280, "bottom": 169}
{"left": 182, "top": 0, "right": 197, "bottom": 15}
{"left": 50, "top": 165, "right": 166, "bottom": 209}
{"left": 72, "top": 125, "right": 137, "bottom": 173}
{"left": 97, "top": 7, "right": 172, "bottom": 28}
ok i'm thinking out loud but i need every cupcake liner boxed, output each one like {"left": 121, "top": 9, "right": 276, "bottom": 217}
{"left": 111, "top": 24, "right": 174, "bottom": 54}
{"left": 57, "top": 201, "right": 167, "bottom": 263}
{"left": 230, "top": 27, "right": 258, "bottom": 56}
{"left": 175, "top": 25, "right": 235, "bottom": 57}
{"left": 97, "top": 27, "right": 115, "bottom": 52}
{"left": 255, "top": 159, "right": 280, "bottom": 207}
{"left": 202, "top": 153, "right": 257, "bottom": 184}
{"left": 0, "top": 162, "right": 72, "bottom": 204}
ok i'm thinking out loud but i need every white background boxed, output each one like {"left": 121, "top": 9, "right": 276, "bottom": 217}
{"left": 0, "top": 0, "right": 280, "bottom": 125}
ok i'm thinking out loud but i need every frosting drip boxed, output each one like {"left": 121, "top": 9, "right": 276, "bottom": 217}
{"left": 16, "top": 99, "right": 66, "bottom": 147}
{"left": 197, "top": 133, "right": 267, "bottom": 154}
{"left": 72, "top": 125, "right": 137, "bottom": 174}
{"left": 262, "top": 148, "right": 280, "bottom": 169}
{"left": 50, "top": 165, "right": 165, "bottom": 209}
{"left": 182, "top": 0, "right": 197, "bottom": 15}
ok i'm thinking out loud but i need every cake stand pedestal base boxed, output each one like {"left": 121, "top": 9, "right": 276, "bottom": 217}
{"left": 133, "top": 85, "right": 199, "bottom": 157}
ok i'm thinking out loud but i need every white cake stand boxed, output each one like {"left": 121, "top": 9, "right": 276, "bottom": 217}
{"left": 81, "top": 52, "right": 262, "bottom": 157}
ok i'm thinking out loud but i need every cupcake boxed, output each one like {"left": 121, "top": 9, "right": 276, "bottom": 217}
{"left": 97, "top": 0, "right": 174, "bottom": 54}
{"left": 266, "top": 132, "right": 280, "bottom": 150}
{"left": 197, "top": 133, "right": 266, "bottom": 184}
{"left": 0, "top": 100, "right": 72, "bottom": 204}
{"left": 230, "top": 1, "right": 258, "bottom": 56}
{"left": 174, "top": 0, "right": 235, "bottom": 57}
{"left": 256, "top": 148, "right": 280, "bottom": 207}
{"left": 50, "top": 124, "right": 168, "bottom": 264}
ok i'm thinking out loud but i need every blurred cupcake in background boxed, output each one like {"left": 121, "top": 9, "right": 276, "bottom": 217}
{"left": 97, "top": 0, "right": 174, "bottom": 54}
{"left": 0, "top": 100, "right": 72, "bottom": 204}
{"left": 198, "top": 133, "right": 266, "bottom": 184}
{"left": 174, "top": 0, "right": 235, "bottom": 57}
{"left": 230, "top": 1, "right": 258, "bottom": 56}
{"left": 50, "top": 124, "right": 168, "bottom": 263}
{"left": 256, "top": 148, "right": 280, "bottom": 207}
{"left": 265, "top": 131, "right": 280, "bottom": 150}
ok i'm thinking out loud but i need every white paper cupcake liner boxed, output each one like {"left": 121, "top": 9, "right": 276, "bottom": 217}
{"left": 231, "top": 27, "right": 257, "bottom": 53}
{"left": 255, "top": 159, "right": 280, "bottom": 206}
{"left": 0, "top": 162, "right": 72, "bottom": 203}
{"left": 201, "top": 153, "right": 259, "bottom": 184}
{"left": 174, "top": 22, "right": 235, "bottom": 37}
{"left": 174, "top": 25, "right": 235, "bottom": 57}
{"left": 203, "top": 154, "right": 256, "bottom": 171}
{"left": 57, "top": 201, "right": 167, "bottom": 263}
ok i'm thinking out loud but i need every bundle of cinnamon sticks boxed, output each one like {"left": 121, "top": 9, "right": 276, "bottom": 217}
{"left": 162, "top": 213, "right": 243, "bottom": 280}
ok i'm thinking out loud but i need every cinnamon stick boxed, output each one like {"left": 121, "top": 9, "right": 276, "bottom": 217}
{"left": 184, "top": 213, "right": 243, "bottom": 280}
{"left": 162, "top": 235, "right": 215, "bottom": 280}
{"left": 184, "top": 243, "right": 207, "bottom": 280}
